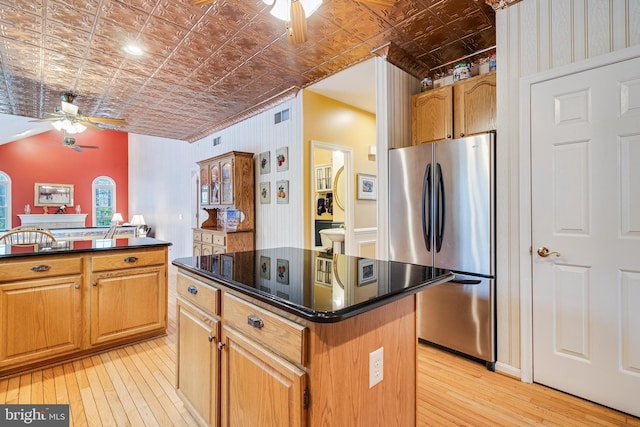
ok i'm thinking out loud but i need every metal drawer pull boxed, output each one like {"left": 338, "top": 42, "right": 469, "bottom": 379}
{"left": 31, "top": 265, "right": 50, "bottom": 272}
{"left": 75, "top": 284, "right": 80, "bottom": 290}
{"left": 247, "top": 314, "right": 264, "bottom": 329}
{"left": 187, "top": 285, "right": 198, "bottom": 295}
{"left": 92, "top": 281, "right": 98, "bottom": 287}
{"left": 124, "top": 256, "right": 138, "bottom": 263}
{"left": 217, "top": 342, "right": 225, "bottom": 350}
{"left": 208, "top": 335, "right": 215, "bottom": 343}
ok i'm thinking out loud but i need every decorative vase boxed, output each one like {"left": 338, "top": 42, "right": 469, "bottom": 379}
{"left": 76, "top": 205, "right": 81, "bottom": 214}
{"left": 24, "top": 204, "right": 30, "bottom": 214}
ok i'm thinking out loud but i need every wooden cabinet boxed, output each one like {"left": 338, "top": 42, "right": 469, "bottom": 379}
{"left": 176, "top": 272, "right": 221, "bottom": 427}
{"left": 0, "top": 246, "right": 169, "bottom": 377}
{"left": 412, "top": 71, "right": 496, "bottom": 145}
{"left": 175, "top": 269, "right": 417, "bottom": 427}
{"left": 196, "top": 151, "right": 255, "bottom": 255}
{"left": 220, "top": 326, "right": 307, "bottom": 427}
{"left": 412, "top": 85, "right": 453, "bottom": 145}
{"left": 0, "top": 275, "right": 82, "bottom": 369}
{"left": 193, "top": 228, "right": 254, "bottom": 256}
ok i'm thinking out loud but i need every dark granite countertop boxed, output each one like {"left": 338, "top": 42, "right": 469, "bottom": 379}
{"left": 0, "top": 237, "right": 171, "bottom": 259}
{"left": 173, "top": 247, "right": 453, "bottom": 323}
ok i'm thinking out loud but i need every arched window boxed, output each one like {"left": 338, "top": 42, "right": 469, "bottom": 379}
{"left": 0, "top": 172, "right": 10, "bottom": 231}
{"left": 92, "top": 176, "right": 116, "bottom": 227}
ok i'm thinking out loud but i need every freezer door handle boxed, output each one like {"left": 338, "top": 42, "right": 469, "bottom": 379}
{"left": 435, "top": 163, "right": 446, "bottom": 252}
{"left": 421, "top": 162, "right": 431, "bottom": 251}
{"left": 449, "top": 278, "right": 483, "bottom": 285}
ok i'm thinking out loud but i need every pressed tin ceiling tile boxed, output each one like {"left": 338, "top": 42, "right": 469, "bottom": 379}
{"left": 0, "top": 0, "right": 497, "bottom": 141}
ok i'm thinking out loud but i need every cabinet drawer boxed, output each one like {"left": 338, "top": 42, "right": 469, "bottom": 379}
{"left": 212, "top": 245, "right": 226, "bottom": 255}
{"left": 223, "top": 293, "right": 307, "bottom": 365}
{"left": 212, "top": 233, "right": 226, "bottom": 246}
{"left": 92, "top": 249, "right": 165, "bottom": 272}
{"left": 177, "top": 272, "right": 220, "bottom": 315}
{"left": 193, "top": 231, "right": 202, "bottom": 242}
{"left": 0, "top": 257, "right": 82, "bottom": 282}
{"left": 202, "top": 232, "right": 213, "bottom": 244}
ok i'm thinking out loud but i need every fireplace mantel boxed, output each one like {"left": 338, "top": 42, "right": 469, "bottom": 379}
{"left": 18, "top": 214, "right": 88, "bottom": 229}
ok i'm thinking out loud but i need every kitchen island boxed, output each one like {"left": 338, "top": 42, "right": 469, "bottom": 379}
{"left": 173, "top": 247, "right": 453, "bottom": 427}
{"left": 0, "top": 237, "right": 171, "bottom": 378}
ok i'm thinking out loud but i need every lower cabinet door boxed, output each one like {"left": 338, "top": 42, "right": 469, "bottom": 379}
{"left": 0, "top": 276, "right": 82, "bottom": 368}
{"left": 90, "top": 267, "right": 166, "bottom": 345}
{"left": 176, "top": 298, "right": 219, "bottom": 427}
{"left": 220, "top": 326, "right": 307, "bottom": 427}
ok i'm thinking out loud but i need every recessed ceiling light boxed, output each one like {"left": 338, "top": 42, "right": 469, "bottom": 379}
{"left": 123, "top": 44, "right": 143, "bottom": 56}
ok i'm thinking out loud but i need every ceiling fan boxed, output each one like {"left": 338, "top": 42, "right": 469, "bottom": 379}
{"left": 62, "top": 135, "right": 99, "bottom": 152}
{"left": 31, "top": 92, "right": 127, "bottom": 133}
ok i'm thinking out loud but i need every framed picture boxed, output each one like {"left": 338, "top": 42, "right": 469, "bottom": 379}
{"left": 34, "top": 183, "right": 74, "bottom": 207}
{"left": 259, "top": 182, "right": 271, "bottom": 204}
{"left": 260, "top": 256, "right": 271, "bottom": 280}
{"left": 357, "top": 173, "right": 376, "bottom": 200}
{"left": 276, "top": 259, "right": 289, "bottom": 284}
{"left": 259, "top": 151, "right": 271, "bottom": 175}
{"left": 221, "top": 255, "right": 233, "bottom": 279}
{"left": 276, "top": 146, "right": 289, "bottom": 172}
{"left": 358, "top": 258, "right": 377, "bottom": 285}
{"left": 276, "top": 180, "right": 289, "bottom": 204}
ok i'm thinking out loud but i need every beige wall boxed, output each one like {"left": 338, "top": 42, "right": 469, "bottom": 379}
{"left": 302, "top": 90, "right": 377, "bottom": 248}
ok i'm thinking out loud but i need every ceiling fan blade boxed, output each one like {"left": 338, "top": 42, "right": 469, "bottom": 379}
{"left": 288, "top": 0, "right": 308, "bottom": 45}
{"left": 70, "top": 145, "right": 83, "bottom": 152}
{"left": 356, "top": 0, "right": 396, "bottom": 6}
{"left": 30, "top": 117, "right": 61, "bottom": 122}
{"left": 191, "top": 0, "right": 217, "bottom": 4}
{"left": 84, "top": 116, "right": 127, "bottom": 126}
{"left": 79, "top": 121, "right": 104, "bottom": 131}
{"left": 78, "top": 145, "right": 100, "bottom": 149}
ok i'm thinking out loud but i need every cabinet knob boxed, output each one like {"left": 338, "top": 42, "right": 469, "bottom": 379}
{"left": 188, "top": 285, "right": 198, "bottom": 295}
{"left": 460, "top": 133, "right": 465, "bottom": 137}
{"left": 124, "top": 256, "right": 138, "bottom": 263}
{"left": 92, "top": 281, "right": 98, "bottom": 287}
{"left": 31, "top": 265, "right": 50, "bottom": 272}
{"left": 446, "top": 134, "right": 452, "bottom": 139}
{"left": 208, "top": 335, "right": 215, "bottom": 343}
{"left": 247, "top": 314, "right": 264, "bottom": 329}
{"left": 217, "top": 342, "right": 225, "bottom": 350}
{"left": 75, "top": 284, "right": 80, "bottom": 290}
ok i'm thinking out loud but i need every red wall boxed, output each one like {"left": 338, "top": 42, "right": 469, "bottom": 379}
{"left": 0, "top": 129, "right": 128, "bottom": 228}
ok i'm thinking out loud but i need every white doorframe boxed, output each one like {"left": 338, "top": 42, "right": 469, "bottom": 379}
{"left": 518, "top": 44, "right": 640, "bottom": 383}
{"left": 310, "top": 140, "right": 354, "bottom": 253}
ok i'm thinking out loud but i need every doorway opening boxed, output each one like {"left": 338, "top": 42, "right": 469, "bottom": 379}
{"left": 310, "top": 141, "right": 353, "bottom": 255}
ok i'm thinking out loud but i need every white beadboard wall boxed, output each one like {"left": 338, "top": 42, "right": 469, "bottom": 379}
{"left": 128, "top": 133, "right": 194, "bottom": 261}
{"left": 495, "top": 0, "right": 640, "bottom": 376}
{"left": 375, "top": 57, "right": 421, "bottom": 261}
{"left": 191, "top": 95, "right": 304, "bottom": 251}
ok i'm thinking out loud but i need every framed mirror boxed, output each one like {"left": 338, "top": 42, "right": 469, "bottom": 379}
{"left": 333, "top": 166, "right": 345, "bottom": 210}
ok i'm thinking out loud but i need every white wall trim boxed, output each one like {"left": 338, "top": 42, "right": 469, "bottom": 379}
{"left": 518, "top": 43, "right": 640, "bottom": 383}
{"left": 495, "top": 362, "right": 521, "bottom": 379}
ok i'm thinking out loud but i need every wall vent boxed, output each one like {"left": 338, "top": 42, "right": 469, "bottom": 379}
{"left": 213, "top": 136, "right": 222, "bottom": 146}
{"left": 274, "top": 108, "right": 290, "bottom": 124}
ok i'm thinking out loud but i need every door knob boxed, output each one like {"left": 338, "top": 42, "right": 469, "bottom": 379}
{"left": 537, "top": 246, "right": 560, "bottom": 258}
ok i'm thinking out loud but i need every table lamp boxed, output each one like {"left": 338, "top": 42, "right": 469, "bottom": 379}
{"left": 130, "top": 214, "right": 147, "bottom": 237}
{"left": 111, "top": 212, "right": 124, "bottom": 226}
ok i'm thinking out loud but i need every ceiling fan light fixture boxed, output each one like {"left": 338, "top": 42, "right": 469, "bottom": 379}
{"left": 51, "top": 119, "right": 86, "bottom": 134}
{"left": 123, "top": 44, "right": 144, "bottom": 56}
{"left": 268, "top": 0, "right": 321, "bottom": 21}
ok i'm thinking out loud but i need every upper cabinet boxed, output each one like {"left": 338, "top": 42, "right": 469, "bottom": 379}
{"left": 412, "top": 71, "right": 496, "bottom": 145}
{"left": 197, "top": 151, "right": 255, "bottom": 231}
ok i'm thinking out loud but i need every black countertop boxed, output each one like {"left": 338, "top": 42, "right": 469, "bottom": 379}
{"left": 0, "top": 237, "right": 171, "bottom": 259}
{"left": 173, "top": 247, "right": 453, "bottom": 323}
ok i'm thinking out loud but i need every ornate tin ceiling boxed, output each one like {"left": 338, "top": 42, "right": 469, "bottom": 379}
{"left": 0, "top": 0, "right": 495, "bottom": 142}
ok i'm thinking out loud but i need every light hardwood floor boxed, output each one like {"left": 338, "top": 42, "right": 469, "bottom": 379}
{"left": 1, "top": 268, "right": 638, "bottom": 426}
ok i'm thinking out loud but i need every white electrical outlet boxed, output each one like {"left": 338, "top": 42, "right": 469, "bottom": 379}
{"left": 369, "top": 347, "right": 383, "bottom": 388}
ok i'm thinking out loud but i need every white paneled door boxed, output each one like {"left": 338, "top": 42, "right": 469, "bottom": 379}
{"left": 531, "top": 55, "right": 640, "bottom": 417}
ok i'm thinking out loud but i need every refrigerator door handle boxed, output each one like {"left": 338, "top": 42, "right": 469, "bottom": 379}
{"left": 450, "top": 276, "right": 483, "bottom": 285}
{"left": 421, "top": 163, "right": 431, "bottom": 251}
{"left": 435, "top": 163, "right": 446, "bottom": 252}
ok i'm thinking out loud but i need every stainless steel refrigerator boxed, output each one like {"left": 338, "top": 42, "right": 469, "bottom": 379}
{"left": 389, "top": 131, "right": 496, "bottom": 369}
